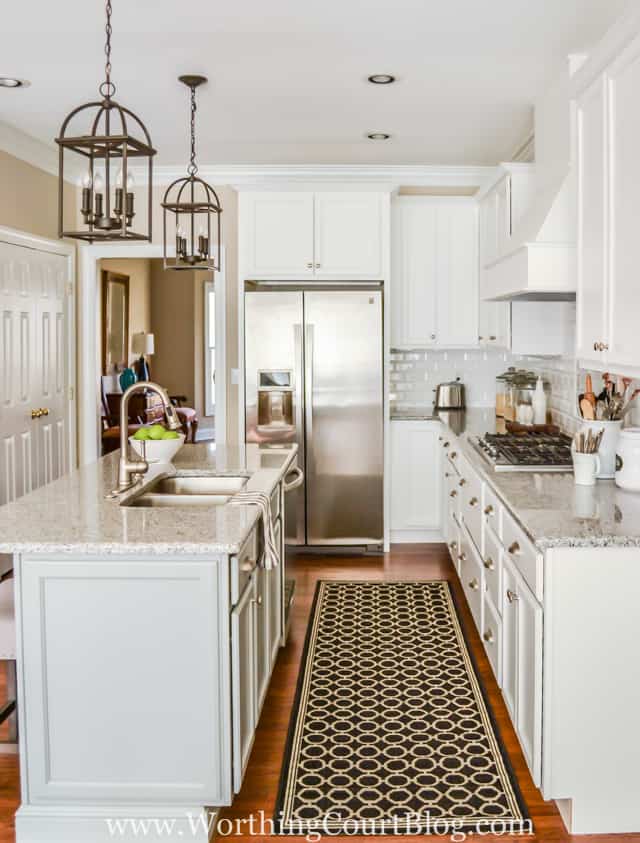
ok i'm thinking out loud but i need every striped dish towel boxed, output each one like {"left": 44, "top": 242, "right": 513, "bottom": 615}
{"left": 229, "top": 491, "right": 279, "bottom": 570}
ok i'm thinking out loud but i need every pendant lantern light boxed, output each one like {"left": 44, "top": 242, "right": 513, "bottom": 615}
{"left": 161, "top": 76, "right": 222, "bottom": 272}
{"left": 55, "top": 0, "right": 155, "bottom": 242}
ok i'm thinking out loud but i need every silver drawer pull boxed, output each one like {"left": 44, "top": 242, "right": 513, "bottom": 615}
{"left": 469, "top": 497, "right": 479, "bottom": 507}
{"left": 240, "top": 560, "right": 256, "bottom": 573}
{"left": 449, "top": 490, "right": 458, "bottom": 498}
{"left": 450, "top": 451, "right": 458, "bottom": 459}
{"left": 252, "top": 595, "right": 263, "bottom": 607}
{"left": 483, "top": 557, "right": 495, "bottom": 571}
{"left": 468, "top": 578, "right": 480, "bottom": 591}
{"left": 508, "top": 541, "right": 521, "bottom": 555}
{"left": 483, "top": 629, "right": 494, "bottom": 644}
{"left": 449, "top": 541, "right": 457, "bottom": 550}
{"left": 506, "top": 588, "right": 519, "bottom": 603}
{"left": 484, "top": 504, "right": 494, "bottom": 516}
{"left": 459, "top": 478, "right": 467, "bottom": 487}
{"left": 458, "top": 552, "right": 467, "bottom": 563}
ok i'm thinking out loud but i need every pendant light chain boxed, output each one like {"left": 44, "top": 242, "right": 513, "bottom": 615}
{"left": 100, "top": 0, "right": 116, "bottom": 99}
{"left": 188, "top": 84, "right": 198, "bottom": 177}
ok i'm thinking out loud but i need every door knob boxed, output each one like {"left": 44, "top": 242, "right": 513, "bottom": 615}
{"left": 449, "top": 490, "right": 457, "bottom": 498}
{"left": 40, "top": 408, "right": 49, "bottom": 417}
{"left": 469, "top": 496, "right": 479, "bottom": 507}
{"left": 483, "top": 557, "right": 495, "bottom": 571}
{"left": 484, "top": 504, "right": 494, "bottom": 516}
{"left": 468, "top": 578, "right": 480, "bottom": 591}
{"left": 31, "top": 409, "right": 42, "bottom": 419}
{"left": 483, "top": 629, "right": 494, "bottom": 644}
{"left": 459, "top": 478, "right": 467, "bottom": 487}
{"left": 508, "top": 541, "right": 521, "bottom": 555}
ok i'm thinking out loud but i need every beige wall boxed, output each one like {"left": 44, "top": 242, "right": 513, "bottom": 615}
{"left": 0, "top": 148, "right": 77, "bottom": 241}
{"left": 100, "top": 258, "right": 152, "bottom": 368}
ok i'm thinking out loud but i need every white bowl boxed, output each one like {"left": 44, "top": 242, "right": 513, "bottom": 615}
{"left": 129, "top": 432, "right": 185, "bottom": 464}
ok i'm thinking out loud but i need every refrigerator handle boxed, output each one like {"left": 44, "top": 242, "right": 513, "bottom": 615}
{"left": 304, "top": 324, "right": 314, "bottom": 445}
{"left": 293, "top": 323, "right": 304, "bottom": 443}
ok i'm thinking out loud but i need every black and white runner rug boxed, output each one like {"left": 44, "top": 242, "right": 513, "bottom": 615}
{"left": 274, "top": 581, "right": 530, "bottom": 836}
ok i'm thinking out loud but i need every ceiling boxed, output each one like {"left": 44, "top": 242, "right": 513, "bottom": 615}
{"left": 0, "top": 0, "right": 629, "bottom": 167}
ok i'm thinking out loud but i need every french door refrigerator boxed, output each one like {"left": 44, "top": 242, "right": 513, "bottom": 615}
{"left": 245, "top": 286, "right": 383, "bottom": 547}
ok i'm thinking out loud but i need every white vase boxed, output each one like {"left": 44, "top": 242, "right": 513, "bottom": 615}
{"left": 578, "top": 419, "right": 622, "bottom": 479}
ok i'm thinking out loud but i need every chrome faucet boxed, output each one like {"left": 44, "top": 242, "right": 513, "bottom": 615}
{"left": 115, "top": 381, "right": 182, "bottom": 493}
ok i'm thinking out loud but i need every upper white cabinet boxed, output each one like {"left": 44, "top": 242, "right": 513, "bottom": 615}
{"left": 240, "top": 191, "right": 388, "bottom": 280}
{"left": 479, "top": 165, "right": 536, "bottom": 276}
{"left": 391, "top": 198, "right": 478, "bottom": 348}
{"left": 576, "top": 34, "right": 640, "bottom": 372}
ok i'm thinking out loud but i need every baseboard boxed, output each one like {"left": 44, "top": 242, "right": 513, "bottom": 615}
{"left": 390, "top": 529, "right": 445, "bottom": 543}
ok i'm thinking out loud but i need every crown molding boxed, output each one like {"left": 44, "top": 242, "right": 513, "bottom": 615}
{"left": 128, "top": 163, "right": 496, "bottom": 190}
{"left": 0, "top": 120, "right": 83, "bottom": 183}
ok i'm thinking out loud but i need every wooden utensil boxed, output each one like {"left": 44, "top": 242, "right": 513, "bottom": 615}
{"left": 584, "top": 374, "right": 597, "bottom": 409}
{"left": 580, "top": 397, "right": 595, "bottom": 420}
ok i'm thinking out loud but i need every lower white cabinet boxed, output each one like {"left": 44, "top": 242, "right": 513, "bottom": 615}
{"left": 231, "top": 570, "right": 258, "bottom": 793}
{"left": 501, "top": 553, "right": 543, "bottom": 786}
{"left": 391, "top": 420, "right": 442, "bottom": 541}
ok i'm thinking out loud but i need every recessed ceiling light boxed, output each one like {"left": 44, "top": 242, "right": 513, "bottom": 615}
{"left": 367, "top": 132, "right": 391, "bottom": 141}
{"left": 368, "top": 74, "right": 395, "bottom": 85}
{"left": 0, "top": 77, "right": 30, "bottom": 89}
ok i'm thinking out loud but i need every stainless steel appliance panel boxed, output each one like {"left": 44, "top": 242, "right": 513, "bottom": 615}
{"left": 304, "top": 290, "right": 383, "bottom": 545}
{"left": 245, "top": 291, "right": 305, "bottom": 543}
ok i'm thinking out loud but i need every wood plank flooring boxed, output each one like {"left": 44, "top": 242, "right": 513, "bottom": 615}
{"left": 0, "top": 544, "right": 638, "bottom": 842}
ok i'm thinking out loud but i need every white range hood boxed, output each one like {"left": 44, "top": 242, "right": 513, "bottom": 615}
{"left": 482, "top": 170, "right": 577, "bottom": 302}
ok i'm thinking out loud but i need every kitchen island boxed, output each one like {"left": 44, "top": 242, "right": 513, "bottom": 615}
{"left": 0, "top": 442, "right": 298, "bottom": 843}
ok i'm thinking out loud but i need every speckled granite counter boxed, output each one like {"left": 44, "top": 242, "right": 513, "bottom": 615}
{"left": 438, "top": 408, "right": 640, "bottom": 550}
{"left": 390, "top": 405, "right": 438, "bottom": 420}
{"left": 0, "top": 443, "right": 297, "bottom": 556}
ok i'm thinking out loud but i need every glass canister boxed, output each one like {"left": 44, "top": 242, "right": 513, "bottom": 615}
{"left": 495, "top": 368, "right": 517, "bottom": 418}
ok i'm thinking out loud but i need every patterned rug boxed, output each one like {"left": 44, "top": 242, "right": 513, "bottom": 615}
{"left": 274, "top": 581, "right": 530, "bottom": 836}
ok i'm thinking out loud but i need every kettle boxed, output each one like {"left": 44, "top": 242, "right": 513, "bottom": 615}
{"left": 434, "top": 378, "right": 466, "bottom": 410}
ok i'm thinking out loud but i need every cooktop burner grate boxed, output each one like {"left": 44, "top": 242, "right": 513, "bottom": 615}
{"left": 473, "top": 432, "right": 574, "bottom": 472}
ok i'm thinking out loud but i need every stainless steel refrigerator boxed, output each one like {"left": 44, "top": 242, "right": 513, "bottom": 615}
{"left": 245, "top": 285, "right": 383, "bottom": 547}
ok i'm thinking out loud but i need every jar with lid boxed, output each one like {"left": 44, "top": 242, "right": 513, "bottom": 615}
{"left": 496, "top": 368, "right": 516, "bottom": 418}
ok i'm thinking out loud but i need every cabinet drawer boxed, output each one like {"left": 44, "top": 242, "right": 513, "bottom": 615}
{"left": 482, "top": 592, "right": 502, "bottom": 684}
{"left": 231, "top": 528, "right": 260, "bottom": 606}
{"left": 445, "top": 470, "right": 461, "bottom": 523}
{"left": 483, "top": 485, "right": 502, "bottom": 538}
{"left": 441, "top": 436, "right": 460, "bottom": 475}
{"left": 502, "top": 511, "right": 542, "bottom": 601}
{"left": 447, "top": 512, "right": 460, "bottom": 570}
{"left": 459, "top": 527, "right": 484, "bottom": 632}
{"left": 483, "top": 526, "right": 503, "bottom": 616}
{"left": 459, "top": 469, "right": 483, "bottom": 555}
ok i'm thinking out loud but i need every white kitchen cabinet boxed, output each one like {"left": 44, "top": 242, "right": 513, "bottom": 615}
{"left": 314, "top": 192, "right": 385, "bottom": 278}
{"left": 576, "top": 33, "right": 640, "bottom": 373}
{"left": 255, "top": 565, "right": 270, "bottom": 712}
{"left": 240, "top": 191, "right": 387, "bottom": 280}
{"left": 478, "top": 300, "right": 511, "bottom": 349}
{"left": 241, "top": 192, "right": 315, "bottom": 278}
{"left": 268, "top": 519, "right": 283, "bottom": 666}
{"left": 479, "top": 165, "right": 536, "bottom": 276}
{"left": 502, "top": 553, "right": 542, "bottom": 787}
{"left": 391, "top": 198, "right": 478, "bottom": 348}
{"left": 231, "top": 570, "right": 258, "bottom": 793}
{"left": 390, "top": 420, "right": 442, "bottom": 541}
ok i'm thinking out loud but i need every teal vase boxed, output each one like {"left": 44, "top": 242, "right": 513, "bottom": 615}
{"left": 119, "top": 367, "right": 137, "bottom": 391}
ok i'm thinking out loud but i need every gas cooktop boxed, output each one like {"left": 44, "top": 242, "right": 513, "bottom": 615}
{"left": 471, "top": 431, "right": 574, "bottom": 472}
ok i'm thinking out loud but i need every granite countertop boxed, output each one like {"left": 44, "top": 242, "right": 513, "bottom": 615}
{"left": 0, "top": 443, "right": 297, "bottom": 556}
{"left": 438, "top": 408, "right": 640, "bottom": 551}
{"left": 390, "top": 405, "right": 438, "bottom": 421}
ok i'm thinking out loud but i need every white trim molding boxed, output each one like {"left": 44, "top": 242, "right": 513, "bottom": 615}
{"left": 0, "top": 121, "right": 83, "bottom": 183}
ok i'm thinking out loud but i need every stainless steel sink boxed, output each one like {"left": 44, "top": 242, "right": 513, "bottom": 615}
{"left": 123, "top": 474, "right": 248, "bottom": 508}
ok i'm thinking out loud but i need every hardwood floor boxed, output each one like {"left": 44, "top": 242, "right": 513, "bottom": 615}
{"left": 0, "top": 545, "right": 638, "bottom": 841}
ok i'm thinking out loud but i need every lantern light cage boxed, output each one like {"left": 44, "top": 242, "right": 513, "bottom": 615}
{"left": 162, "top": 75, "right": 222, "bottom": 272}
{"left": 55, "top": 0, "right": 155, "bottom": 243}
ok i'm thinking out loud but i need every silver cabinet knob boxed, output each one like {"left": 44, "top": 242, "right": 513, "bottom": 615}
{"left": 450, "top": 451, "right": 458, "bottom": 460}
{"left": 459, "top": 478, "right": 467, "bottom": 487}
{"left": 431, "top": 333, "right": 436, "bottom": 340}
{"left": 483, "top": 629, "right": 494, "bottom": 644}
{"left": 508, "top": 541, "right": 521, "bottom": 555}
{"left": 306, "top": 262, "right": 313, "bottom": 269}
{"left": 458, "top": 552, "right": 467, "bottom": 563}
{"left": 468, "top": 578, "right": 480, "bottom": 591}
{"left": 602, "top": 342, "right": 609, "bottom": 351}
{"left": 443, "top": 441, "right": 450, "bottom": 448}
{"left": 489, "top": 335, "right": 497, "bottom": 341}
{"left": 484, "top": 504, "right": 494, "bottom": 516}
{"left": 449, "top": 490, "right": 458, "bottom": 498}
{"left": 483, "top": 557, "right": 495, "bottom": 571}
{"left": 449, "top": 541, "right": 456, "bottom": 550}
{"left": 315, "top": 263, "right": 321, "bottom": 269}
{"left": 593, "top": 341, "right": 599, "bottom": 351}
{"left": 506, "top": 588, "right": 519, "bottom": 603}
{"left": 469, "top": 496, "right": 479, "bottom": 507}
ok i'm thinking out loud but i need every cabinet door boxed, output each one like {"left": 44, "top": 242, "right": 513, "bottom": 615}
{"left": 495, "top": 175, "right": 512, "bottom": 257}
{"left": 231, "top": 572, "right": 257, "bottom": 793}
{"left": 314, "top": 193, "right": 384, "bottom": 279}
{"left": 516, "top": 580, "right": 543, "bottom": 787}
{"left": 391, "top": 199, "right": 438, "bottom": 347}
{"left": 479, "top": 301, "right": 511, "bottom": 349}
{"left": 436, "top": 203, "right": 479, "bottom": 347}
{"left": 255, "top": 564, "right": 270, "bottom": 713}
{"left": 501, "top": 555, "right": 518, "bottom": 720}
{"left": 607, "top": 39, "right": 640, "bottom": 369}
{"left": 242, "top": 192, "right": 314, "bottom": 278}
{"left": 268, "top": 519, "right": 283, "bottom": 667}
{"left": 576, "top": 78, "right": 608, "bottom": 363}
{"left": 390, "top": 420, "right": 442, "bottom": 536}
{"left": 479, "top": 192, "right": 498, "bottom": 268}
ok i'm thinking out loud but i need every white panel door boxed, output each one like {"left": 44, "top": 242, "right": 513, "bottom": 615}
{"left": 243, "top": 192, "right": 314, "bottom": 278}
{"left": 501, "top": 554, "right": 518, "bottom": 720}
{"left": 314, "top": 193, "right": 383, "bottom": 279}
{"left": 0, "top": 241, "right": 69, "bottom": 506}
{"left": 436, "top": 203, "right": 479, "bottom": 347}
{"left": 391, "top": 199, "right": 438, "bottom": 347}
{"left": 516, "top": 578, "right": 543, "bottom": 787}
{"left": 479, "top": 301, "right": 511, "bottom": 349}
{"left": 576, "top": 77, "right": 608, "bottom": 363}
{"left": 390, "top": 420, "right": 442, "bottom": 535}
{"left": 607, "top": 38, "right": 640, "bottom": 369}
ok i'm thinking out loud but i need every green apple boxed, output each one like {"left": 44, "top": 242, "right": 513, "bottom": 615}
{"left": 148, "top": 424, "right": 167, "bottom": 440}
{"left": 161, "top": 430, "right": 181, "bottom": 440}
{"left": 132, "top": 427, "right": 151, "bottom": 441}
